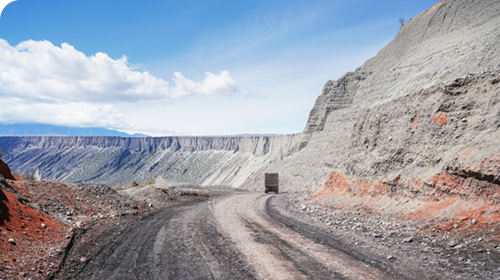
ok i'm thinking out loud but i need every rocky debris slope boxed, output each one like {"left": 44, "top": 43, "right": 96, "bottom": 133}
{"left": 280, "top": 66, "right": 500, "bottom": 233}
{"left": 291, "top": 150, "right": 500, "bottom": 266}
{"left": 9, "top": 181, "right": 141, "bottom": 227}
{"left": 0, "top": 176, "right": 146, "bottom": 280}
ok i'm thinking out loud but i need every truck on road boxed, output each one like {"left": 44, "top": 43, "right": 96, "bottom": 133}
{"left": 265, "top": 173, "right": 279, "bottom": 193}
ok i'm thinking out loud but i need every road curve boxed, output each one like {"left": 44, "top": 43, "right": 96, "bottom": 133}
{"left": 56, "top": 192, "right": 403, "bottom": 280}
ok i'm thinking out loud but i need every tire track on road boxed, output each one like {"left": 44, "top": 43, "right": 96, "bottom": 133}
{"left": 265, "top": 195, "right": 404, "bottom": 279}
{"left": 244, "top": 218, "right": 348, "bottom": 279}
{"left": 213, "top": 192, "right": 402, "bottom": 280}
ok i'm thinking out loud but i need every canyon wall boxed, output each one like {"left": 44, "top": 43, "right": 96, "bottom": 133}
{"left": 0, "top": 135, "right": 301, "bottom": 187}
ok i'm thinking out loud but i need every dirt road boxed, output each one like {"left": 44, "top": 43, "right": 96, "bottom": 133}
{"left": 53, "top": 193, "right": 427, "bottom": 279}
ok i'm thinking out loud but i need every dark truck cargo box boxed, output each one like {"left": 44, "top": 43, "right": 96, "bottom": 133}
{"left": 265, "top": 173, "right": 279, "bottom": 193}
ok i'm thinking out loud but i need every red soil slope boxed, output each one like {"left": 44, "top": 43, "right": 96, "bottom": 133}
{"left": 0, "top": 181, "right": 70, "bottom": 279}
{"left": 0, "top": 176, "right": 142, "bottom": 279}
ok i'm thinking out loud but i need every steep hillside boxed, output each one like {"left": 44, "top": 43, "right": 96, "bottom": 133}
{"left": 240, "top": 0, "right": 500, "bottom": 192}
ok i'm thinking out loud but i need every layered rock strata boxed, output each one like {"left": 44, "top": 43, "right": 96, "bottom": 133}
{"left": 0, "top": 135, "right": 300, "bottom": 187}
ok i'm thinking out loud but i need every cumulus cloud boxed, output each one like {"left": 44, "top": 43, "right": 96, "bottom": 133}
{"left": 0, "top": 39, "right": 246, "bottom": 131}
{"left": 0, "top": 39, "right": 245, "bottom": 103}
{"left": 171, "top": 70, "right": 246, "bottom": 97}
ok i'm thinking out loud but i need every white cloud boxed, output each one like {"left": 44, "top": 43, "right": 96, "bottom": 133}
{"left": 0, "top": 98, "right": 125, "bottom": 127}
{"left": 0, "top": 39, "right": 246, "bottom": 130}
{"left": 0, "top": 39, "right": 167, "bottom": 103}
{"left": 0, "top": 39, "right": 245, "bottom": 102}
{"left": 171, "top": 70, "right": 246, "bottom": 97}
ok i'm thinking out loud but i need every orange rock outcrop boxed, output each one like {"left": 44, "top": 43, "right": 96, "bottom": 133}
{"left": 431, "top": 113, "right": 447, "bottom": 125}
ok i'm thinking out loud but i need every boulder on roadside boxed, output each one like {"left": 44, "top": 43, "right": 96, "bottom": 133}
{"left": 402, "top": 236, "right": 413, "bottom": 243}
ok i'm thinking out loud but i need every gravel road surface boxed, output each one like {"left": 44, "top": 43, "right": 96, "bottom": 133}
{"left": 53, "top": 193, "right": 442, "bottom": 279}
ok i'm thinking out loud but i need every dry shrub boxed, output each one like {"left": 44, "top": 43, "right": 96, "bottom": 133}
{"left": 13, "top": 170, "right": 36, "bottom": 182}
{"left": 128, "top": 180, "right": 139, "bottom": 188}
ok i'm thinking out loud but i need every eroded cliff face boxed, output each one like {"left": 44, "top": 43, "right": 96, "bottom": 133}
{"left": 0, "top": 135, "right": 301, "bottom": 187}
{"left": 240, "top": 0, "right": 500, "bottom": 192}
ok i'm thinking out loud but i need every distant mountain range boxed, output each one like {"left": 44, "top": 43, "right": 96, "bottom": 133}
{"left": 0, "top": 123, "right": 148, "bottom": 137}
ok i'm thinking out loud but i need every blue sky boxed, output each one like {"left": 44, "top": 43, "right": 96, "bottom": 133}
{"left": 0, "top": 0, "right": 439, "bottom": 136}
